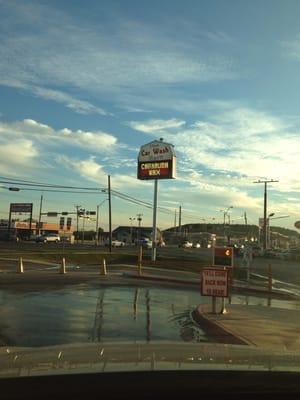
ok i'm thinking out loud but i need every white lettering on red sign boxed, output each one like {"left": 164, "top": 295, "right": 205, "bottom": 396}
{"left": 202, "top": 268, "right": 228, "bottom": 297}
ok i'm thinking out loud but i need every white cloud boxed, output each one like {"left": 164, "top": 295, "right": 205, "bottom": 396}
{"left": 129, "top": 106, "right": 300, "bottom": 194}
{"left": 129, "top": 118, "right": 185, "bottom": 133}
{"left": 0, "top": 138, "right": 38, "bottom": 176}
{"left": 0, "top": 1, "right": 237, "bottom": 113}
{"left": 281, "top": 36, "right": 300, "bottom": 59}
{"left": 58, "top": 155, "right": 148, "bottom": 190}
{"left": 31, "top": 86, "right": 110, "bottom": 116}
{"left": 0, "top": 118, "right": 118, "bottom": 153}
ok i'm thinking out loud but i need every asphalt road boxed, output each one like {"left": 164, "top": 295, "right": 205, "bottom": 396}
{"left": 0, "top": 240, "right": 299, "bottom": 285}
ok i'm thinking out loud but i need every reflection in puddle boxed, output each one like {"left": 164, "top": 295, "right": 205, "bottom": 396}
{"left": 0, "top": 285, "right": 299, "bottom": 348}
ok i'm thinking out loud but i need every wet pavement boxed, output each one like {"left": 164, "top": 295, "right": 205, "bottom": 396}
{"left": 0, "top": 285, "right": 212, "bottom": 347}
{"left": 1, "top": 281, "right": 300, "bottom": 348}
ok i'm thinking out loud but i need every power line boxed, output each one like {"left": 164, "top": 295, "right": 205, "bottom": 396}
{"left": 0, "top": 177, "right": 104, "bottom": 191}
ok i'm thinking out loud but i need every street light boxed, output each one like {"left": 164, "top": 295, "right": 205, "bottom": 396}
{"left": 95, "top": 199, "right": 108, "bottom": 246}
{"left": 253, "top": 179, "right": 279, "bottom": 252}
{"left": 129, "top": 217, "right": 136, "bottom": 244}
{"left": 220, "top": 206, "right": 233, "bottom": 244}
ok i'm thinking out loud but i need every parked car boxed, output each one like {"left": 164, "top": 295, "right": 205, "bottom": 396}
{"left": 179, "top": 241, "right": 193, "bottom": 248}
{"left": 112, "top": 240, "right": 125, "bottom": 247}
{"left": 104, "top": 240, "right": 125, "bottom": 247}
{"left": 193, "top": 242, "right": 201, "bottom": 248}
{"left": 36, "top": 233, "right": 60, "bottom": 243}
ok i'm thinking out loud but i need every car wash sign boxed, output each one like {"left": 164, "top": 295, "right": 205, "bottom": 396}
{"left": 137, "top": 140, "right": 176, "bottom": 180}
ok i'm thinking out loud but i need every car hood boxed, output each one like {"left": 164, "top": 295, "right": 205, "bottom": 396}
{"left": 1, "top": 342, "right": 300, "bottom": 378}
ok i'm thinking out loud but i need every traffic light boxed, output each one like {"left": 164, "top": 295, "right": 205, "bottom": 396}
{"left": 67, "top": 217, "right": 72, "bottom": 230}
{"left": 59, "top": 217, "right": 65, "bottom": 230}
{"left": 213, "top": 246, "right": 233, "bottom": 267}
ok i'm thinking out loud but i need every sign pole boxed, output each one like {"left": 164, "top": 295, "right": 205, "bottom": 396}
{"left": 151, "top": 179, "right": 158, "bottom": 262}
{"left": 212, "top": 297, "right": 216, "bottom": 314}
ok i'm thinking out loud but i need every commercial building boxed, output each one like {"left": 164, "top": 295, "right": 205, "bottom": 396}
{"left": 0, "top": 219, "right": 74, "bottom": 240}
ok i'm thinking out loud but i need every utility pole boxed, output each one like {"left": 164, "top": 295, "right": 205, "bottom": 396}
{"left": 151, "top": 179, "right": 158, "bottom": 261}
{"left": 254, "top": 179, "right": 279, "bottom": 252}
{"left": 174, "top": 209, "right": 177, "bottom": 229}
{"left": 244, "top": 211, "right": 248, "bottom": 226}
{"left": 95, "top": 204, "right": 99, "bottom": 246}
{"left": 137, "top": 213, "right": 143, "bottom": 240}
{"left": 38, "top": 194, "right": 43, "bottom": 236}
{"left": 75, "top": 205, "right": 81, "bottom": 244}
{"left": 178, "top": 205, "right": 182, "bottom": 235}
{"left": 244, "top": 211, "right": 248, "bottom": 241}
{"left": 108, "top": 175, "right": 112, "bottom": 253}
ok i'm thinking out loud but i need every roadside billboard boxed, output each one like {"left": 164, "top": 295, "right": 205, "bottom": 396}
{"left": 137, "top": 140, "right": 176, "bottom": 180}
{"left": 10, "top": 203, "right": 33, "bottom": 213}
{"left": 201, "top": 268, "right": 229, "bottom": 297}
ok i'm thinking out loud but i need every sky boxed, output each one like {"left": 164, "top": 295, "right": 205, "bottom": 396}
{"left": 0, "top": 0, "right": 299, "bottom": 231}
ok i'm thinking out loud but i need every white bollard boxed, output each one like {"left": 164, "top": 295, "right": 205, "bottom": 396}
{"left": 60, "top": 257, "right": 66, "bottom": 274}
{"left": 17, "top": 257, "right": 24, "bottom": 274}
{"left": 101, "top": 258, "right": 107, "bottom": 276}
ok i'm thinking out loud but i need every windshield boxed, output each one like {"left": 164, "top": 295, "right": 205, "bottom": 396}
{"left": 0, "top": 0, "right": 300, "bottom": 380}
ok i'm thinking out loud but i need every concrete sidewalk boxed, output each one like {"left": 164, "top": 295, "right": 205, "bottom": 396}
{"left": 197, "top": 304, "right": 300, "bottom": 351}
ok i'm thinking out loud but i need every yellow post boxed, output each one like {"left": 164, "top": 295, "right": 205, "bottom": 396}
{"left": 17, "top": 257, "right": 24, "bottom": 274}
{"left": 60, "top": 257, "right": 66, "bottom": 274}
{"left": 138, "top": 246, "right": 143, "bottom": 276}
{"left": 101, "top": 258, "right": 107, "bottom": 275}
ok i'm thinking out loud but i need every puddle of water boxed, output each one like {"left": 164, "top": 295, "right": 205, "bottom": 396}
{"left": 1, "top": 285, "right": 300, "bottom": 348}
{"left": 0, "top": 286, "right": 212, "bottom": 347}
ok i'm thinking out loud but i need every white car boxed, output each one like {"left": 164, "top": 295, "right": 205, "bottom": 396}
{"left": 179, "top": 241, "right": 193, "bottom": 248}
{"left": 36, "top": 233, "right": 60, "bottom": 243}
{"left": 193, "top": 242, "right": 201, "bottom": 248}
{"left": 111, "top": 240, "right": 125, "bottom": 247}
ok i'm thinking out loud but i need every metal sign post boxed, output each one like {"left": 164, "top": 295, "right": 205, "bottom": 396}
{"left": 151, "top": 179, "right": 158, "bottom": 262}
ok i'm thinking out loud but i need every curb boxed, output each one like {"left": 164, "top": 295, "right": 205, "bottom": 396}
{"left": 191, "top": 306, "right": 249, "bottom": 346}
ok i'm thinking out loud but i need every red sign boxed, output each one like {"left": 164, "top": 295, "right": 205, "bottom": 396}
{"left": 137, "top": 160, "right": 174, "bottom": 179}
{"left": 213, "top": 246, "right": 234, "bottom": 267}
{"left": 201, "top": 268, "right": 229, "bottom": 297}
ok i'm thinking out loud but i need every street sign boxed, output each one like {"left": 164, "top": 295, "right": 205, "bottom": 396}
{"left": 213, "top": 246, "right": 234, "bottom": 268}
{"left": 201, "top": 268, "right": 229, "bottom": 297}
{"left": 88, "top": 211, "right": 96, "bottom": 216}
{"left": 295, "top": 221, "right": 300, "bottom": 230}
{"left": 61, "top": 212, "right": 69, "bottom": 216}
{"left": 47, "top": 212, "right": 58, "bottom": 217}
{"left": 10, "top": 203, "right": 33, "bottom": 213}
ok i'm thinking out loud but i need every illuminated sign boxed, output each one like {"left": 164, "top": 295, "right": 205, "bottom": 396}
{"left": 138, "top": 160, "right": 175, "bottom": 179}
{"left": 213, "top": 246, "right": 234, "bottom": 268}
{"left": 137, "top": 140, "right": 176, "bottom": 180}
{"left": 10, "top": 203, "right": 33, "bottom": 213}
{"left": 201, "top": 268, "right": 229, "bottom": 297}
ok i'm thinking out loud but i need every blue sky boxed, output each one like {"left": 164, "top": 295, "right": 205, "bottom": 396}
{"left": 0, "top": 0, "right": 299, "bottom": 231}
